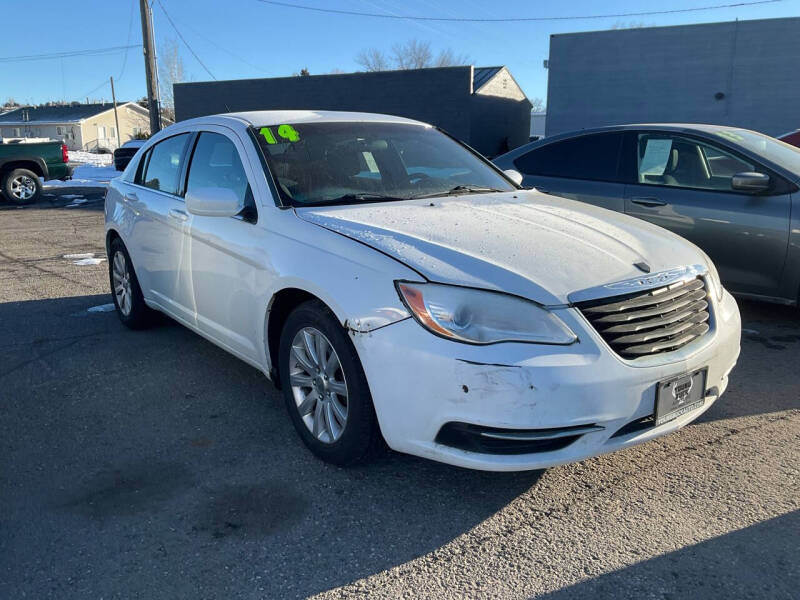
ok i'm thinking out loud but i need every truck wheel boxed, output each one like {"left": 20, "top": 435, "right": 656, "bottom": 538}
{"left": 2, "top": 169, "right": 42, "bottom": 205}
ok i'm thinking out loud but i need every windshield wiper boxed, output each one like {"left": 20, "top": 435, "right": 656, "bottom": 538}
{"left": 410, "top": 185, "right": 506, "bottom": 200}
{"left": 312, "top": 193, "right": 408, "bottom": 205}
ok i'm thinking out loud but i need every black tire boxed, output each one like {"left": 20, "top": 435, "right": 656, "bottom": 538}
{"left": 108, "top": 238, "right": 153, "bottom": 329}
{"left": 2, "top": 168, "right": 42, "bottom": 205}
{"left": 278, "top": 300, "right": 379, "bottom": 466}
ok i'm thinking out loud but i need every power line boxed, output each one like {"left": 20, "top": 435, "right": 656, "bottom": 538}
{"left": 0, "top": 45, "right": 139, "bottom": 64}
{"left": 154, "top": 0, "right": 217, "bottom": 80}
{"left": 255, "top": 0, "right": 784, "bottom": 22}
{"left": 165, "top": 14, "right": 270, "bottom": 75}
{"left": 79, "top": 78, "right": 112, "bottom": 101}
{"left": 117, "top": 0, "right": 138, "bottom": 81}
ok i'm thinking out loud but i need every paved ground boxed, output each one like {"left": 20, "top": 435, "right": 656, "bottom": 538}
{"left": 1, "top": 189, "right": 798, "bottom": 599}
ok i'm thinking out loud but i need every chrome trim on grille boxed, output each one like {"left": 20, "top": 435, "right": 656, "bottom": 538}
{"left": 568, "top": 264, "right": 707, "bottom": 305}
{"left": 575, "top": 273, "right": 712, "bottom": 359}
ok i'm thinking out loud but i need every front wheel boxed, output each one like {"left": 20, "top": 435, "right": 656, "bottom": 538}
{"left": 278, "top": 300, "right": 379, "bottom": 466}
{"left": 2, "top": 168, "right": 41, "bottom": 205}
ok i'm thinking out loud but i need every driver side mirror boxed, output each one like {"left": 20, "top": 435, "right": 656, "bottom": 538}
{"left": 731, "top": 172, "right": 770, "bottom": 193}
{"left": 185, "top": 187, "right": 242, "bottom": 217}
{"left": 503, "top": 169, "right": 523, "bottom": 186}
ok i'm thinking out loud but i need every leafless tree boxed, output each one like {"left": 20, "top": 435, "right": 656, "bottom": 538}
{"left": 391, "top": 39, "right": 433, "bottom": 70}
{"left": 355, "top": 48, "right": 390, "bottom": 72}
{"left": 610, "top": 20, "right": 653, "bottom": 29}
{"left": 433, "top": 47, "right": 470, "bottom": 68}
{"left": 356, "top": 39, "right": 469, "bottom": 72}
{"left": 159, "top": 39, "right": 186, "bottom": 121}
{"left": 530, "top": 97, "right": 546, "bottom": 112}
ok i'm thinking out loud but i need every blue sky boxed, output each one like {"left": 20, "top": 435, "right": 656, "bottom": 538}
{"left": 1, "top": 0, "right": 796, "bottom": 106}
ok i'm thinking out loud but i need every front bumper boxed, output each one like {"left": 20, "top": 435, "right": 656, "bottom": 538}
{"left": 352, "top": 289, "right": 741, "bottom": 471}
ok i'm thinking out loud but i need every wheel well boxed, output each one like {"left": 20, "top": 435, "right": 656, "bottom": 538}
{"left": 1, "top": 160, "right": 44, "bottom": 178}
{"left": 266, "top": 288, "right": 322, "bottom": 388}
{"left": 105, "top": 229, "right": 122, "bottom": 254}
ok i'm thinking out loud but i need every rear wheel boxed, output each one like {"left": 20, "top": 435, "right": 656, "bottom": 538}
{"left": 2, "top": 168, "right": 41, "bottom": 205}
{"left": 108, "top": 238, "right": 153, "bottom": 329}
{"left": 278, "top": 300, "right": 379, "bottom": 465}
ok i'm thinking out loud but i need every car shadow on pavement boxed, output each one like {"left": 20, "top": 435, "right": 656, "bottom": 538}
{"left": 534, "top": 510, "right": 799, "bottom": 600}
{"left": 0, "top": 293, "right": 542, "bottom": 599}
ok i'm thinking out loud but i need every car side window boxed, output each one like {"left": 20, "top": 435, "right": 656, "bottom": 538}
{"left": 185, "top": 132, "right": 257, "bottom": 222}
{"left": 133, "top": 148, "right": 151, "bottom": 185}
{"left": 142, "top": 134, "right": 190, "bottom": 195}
{"left": 637, "top": 134, "right": 755, "bottom": 192}
{"left": 513, "top": 133, "right": 624, "bottom": 182}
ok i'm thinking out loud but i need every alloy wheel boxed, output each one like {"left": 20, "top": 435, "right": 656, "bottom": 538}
{"left": 288, "top": 327, "right": 349, "bottom": 443}
{"left": 112, "top": 251, "right": 133, "bottom": 316}
{"left": 10, "top": 175, "right": 36, "bottom": 201}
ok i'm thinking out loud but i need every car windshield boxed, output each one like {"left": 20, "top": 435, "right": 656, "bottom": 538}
{"left": 712, "top": 128, "right": 800, "bottom": 174}
{"left": 251, "top": 121, "right": 515, "bottom": 206}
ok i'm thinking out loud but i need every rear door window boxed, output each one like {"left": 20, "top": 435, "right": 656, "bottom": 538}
{"left": 513, "top": 133, "right": 624, "bottom": 182}
{"left": 133, "top": 148, "right": 151, "bottom": 185}
{"left": 142, "top": 134, "right": 190, "bottom": 195}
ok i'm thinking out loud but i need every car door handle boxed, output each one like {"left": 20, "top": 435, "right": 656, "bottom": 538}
{"left": 630, "top": 196, "right": 667, "bottom": 207}
{"left": 168, "top": 208, "right": 189, "bottom": 222}
{"left": 125, "top": 191, "right": 138, "bottom": 201}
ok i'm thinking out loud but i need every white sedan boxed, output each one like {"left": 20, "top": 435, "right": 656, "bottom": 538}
{"left": 104, "top": 111, "right": 741, "bottom": 471}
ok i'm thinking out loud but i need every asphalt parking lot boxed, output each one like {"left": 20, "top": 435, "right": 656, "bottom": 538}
{"left": 1, "top": 188, "right": 798, "bottom": 600}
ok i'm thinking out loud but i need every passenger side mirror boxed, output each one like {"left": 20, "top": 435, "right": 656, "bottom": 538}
{"left": 185, "top": 187, "right": 242, "bottom": 217}
{"left": 503, "top": 169, "right": 523, "bottom": 186}
{"left": 731, "top": 172, "right": 770, "bottom": 193}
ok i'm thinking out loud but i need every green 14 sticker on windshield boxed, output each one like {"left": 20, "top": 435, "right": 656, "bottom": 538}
{"left": 260, "top": 124, "right": 300, "bottom": 144}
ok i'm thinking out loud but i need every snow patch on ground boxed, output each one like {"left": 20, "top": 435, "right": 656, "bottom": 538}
{"left": 74, "top": 257, "right": 106, "bottom": 266}
{"left": 70, "top": 151, "right": 112, "bottom": 166}
{"left": 63, "top": 252, "right": 106, "bottom": 266}
{"left": 43, "top": 151, "right": 119, "bottom": 189}
{"left": 87, "top": 303, "right": 116, "bottom": 313}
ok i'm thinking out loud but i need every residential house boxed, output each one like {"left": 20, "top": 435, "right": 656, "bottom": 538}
{"left": 0, "top": 102, "right": 151, "bottom": 151}
{"left": 174, "top": 66, "right": 532, "bottom": 157}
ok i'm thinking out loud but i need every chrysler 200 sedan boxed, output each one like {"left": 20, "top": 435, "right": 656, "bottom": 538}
{"left": 104, "top": 111, "right": 741, "bottom": 471}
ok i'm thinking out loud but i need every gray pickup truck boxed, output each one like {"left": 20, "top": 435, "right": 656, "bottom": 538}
{"left": 0, "top": 140, "right": 73, "bottom": 204}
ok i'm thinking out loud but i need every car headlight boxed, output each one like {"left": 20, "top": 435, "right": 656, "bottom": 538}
{"left": 699, "top": 253, "right": 724, "bottom": 301}
{"left": 396, "top": 281, "right": 577, "bottom": 345}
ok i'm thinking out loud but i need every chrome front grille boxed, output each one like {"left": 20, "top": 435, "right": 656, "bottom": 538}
{"left": 577, "top": 277, "right": 711, "bottom": 359}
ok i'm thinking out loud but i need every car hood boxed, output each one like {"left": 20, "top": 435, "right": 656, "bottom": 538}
{"left": 295, "top": 190, "right": 705, "bottom": 305}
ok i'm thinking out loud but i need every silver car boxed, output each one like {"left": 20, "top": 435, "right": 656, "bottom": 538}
{"left": 494, "top": 124, "right": 800, "bottom": 305}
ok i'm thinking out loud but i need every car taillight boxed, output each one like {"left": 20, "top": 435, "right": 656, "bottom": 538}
{"left": 61, "top": 144, "right": 69, "bottom": 163}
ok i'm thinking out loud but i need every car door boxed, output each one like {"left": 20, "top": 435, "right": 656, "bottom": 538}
{"left": 126, "top": 132, "right": 196, "bottom": 324}
{"left": 510, "top": 132, "right": 627, "bottom": 212}
{"left": 183, "top": 128, "right": 266, "bottom": 362}
{"left": 622, "top": 131, "right": 792, "bottom": 297}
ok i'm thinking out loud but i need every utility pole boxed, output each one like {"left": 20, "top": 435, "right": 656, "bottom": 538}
{"left": 139, "top": 0, "right": 161, "bottom": 135}
{"left": 110, "top": 76, "right": 122, "bottom": 149}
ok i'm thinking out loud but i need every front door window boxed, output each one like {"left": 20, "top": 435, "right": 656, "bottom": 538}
{"left": 637, "top": 134, "right": 755, "bottom": 192}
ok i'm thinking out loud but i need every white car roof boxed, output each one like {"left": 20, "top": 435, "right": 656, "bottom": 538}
{"left": 194, "top": 110, "right": 430, "bottom": 128}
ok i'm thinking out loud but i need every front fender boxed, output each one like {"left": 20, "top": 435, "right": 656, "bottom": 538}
{"left": 258, "top": 210, "right": 419, "bottom": 370}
